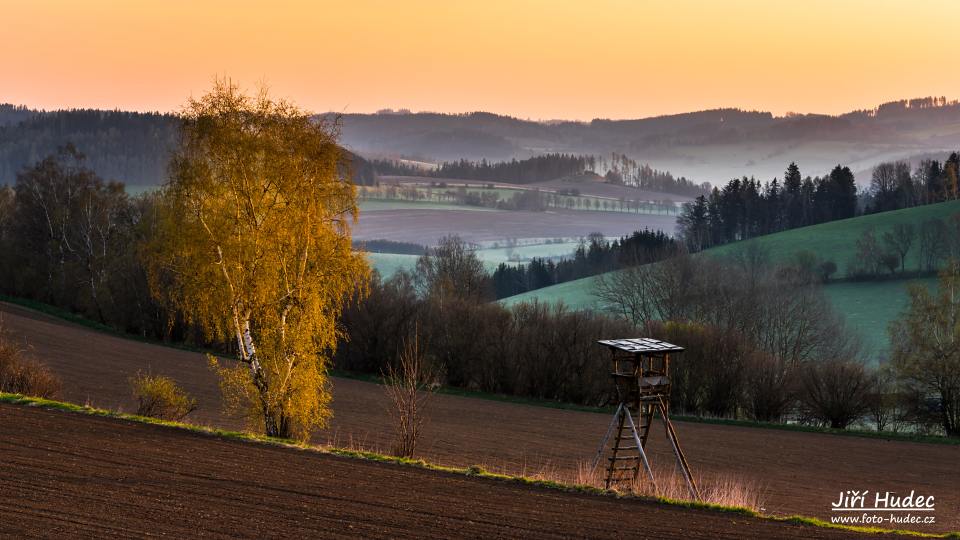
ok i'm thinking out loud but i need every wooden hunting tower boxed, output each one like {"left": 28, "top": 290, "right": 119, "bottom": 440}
{"left": 592, "top": 338, "right": 700, "bottom": 500}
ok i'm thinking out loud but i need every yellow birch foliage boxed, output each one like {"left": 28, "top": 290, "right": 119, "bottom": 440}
{"left": 146, "top": 80, "right": 369, "bottom": 440}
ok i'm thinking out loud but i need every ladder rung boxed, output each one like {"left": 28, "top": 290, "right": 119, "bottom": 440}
{"left": 610, "top": 465, "right": 639, "bottom": 471}
{"left": 613, "top": 445, "right": 639, "bottom": 450}
{"left": 608, "top": 455, "right": 638, "bottom": 461}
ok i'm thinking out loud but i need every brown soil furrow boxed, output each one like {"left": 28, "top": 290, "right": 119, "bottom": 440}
{"left": 0, "top": 403, "right": 866, "bottom": 539}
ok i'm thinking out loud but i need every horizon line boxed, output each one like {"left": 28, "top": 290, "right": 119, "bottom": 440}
{"left": 4, "top": 95, "right": 959, "bottom": 125}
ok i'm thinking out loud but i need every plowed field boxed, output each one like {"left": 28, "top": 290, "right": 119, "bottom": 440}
{"left": 2, "top": 302, "right": 957, "bottom": 534}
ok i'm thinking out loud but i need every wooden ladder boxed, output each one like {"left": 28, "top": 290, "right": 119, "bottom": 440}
{"left": 592, "top": 400, "right": 701, "bottom": 501}
{"left": 593, "top": 403, "right": 657, "bottom": 490}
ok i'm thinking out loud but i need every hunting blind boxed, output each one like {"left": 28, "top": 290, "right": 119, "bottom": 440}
{"left": 591, "top": 338, "right": 700, "bottom": 500}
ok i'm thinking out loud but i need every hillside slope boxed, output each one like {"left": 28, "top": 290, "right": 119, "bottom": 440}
{"left": 706, "top": 200, "right": 960, "bottom": 277}
{"left": 502, "top": 201, "right": 960, "bottom": 353}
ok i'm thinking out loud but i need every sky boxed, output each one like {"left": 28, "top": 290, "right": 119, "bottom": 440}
{"left": 3, "top": 0, "right": 959, "bottom": 120}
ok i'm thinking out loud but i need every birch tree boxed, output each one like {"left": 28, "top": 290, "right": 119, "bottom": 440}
{"left": 147, "top": 80, "right": 369, "bottom": 440}
{"left": 889, "top": 261, "right": 960, "bottom": 437}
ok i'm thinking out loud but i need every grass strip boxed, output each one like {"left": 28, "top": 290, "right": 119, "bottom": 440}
{"left": 0, "top": 392, "right": 955, "bottom": 538}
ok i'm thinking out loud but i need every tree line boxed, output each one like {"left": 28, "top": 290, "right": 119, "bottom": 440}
{"left": 678, "top": 163, "right": 858, "bottom": 251}
{"left": 338, "top": 236, "right": 960, "bottom": 436}
{"left": 601, "top": 153, "right": 710, "bottom": 197}
{"left": 491, "top": 230, "right": 677, "bottom": 298}
{"left": 0, "top": 107, "right": 179, "bottom": 186}
{"left": 0, "top": 145, "right": 166, "bottom": 336}
{"left": 364, "top": 182, "right": 679, "bottom": 215}
{"left": 372, "top": 152, "right": 709, "bottom": 197}
{"left": 372, "top": 153, "right": 596, "bottom": 184}
{"left": 865, "top": 154, "right": 960, "bottom": 213}
{"left": 849, "top": 216, "right": 960, "bottom": 279}
{"left": 679, "top": 154, "right": 960, "bottom": 253}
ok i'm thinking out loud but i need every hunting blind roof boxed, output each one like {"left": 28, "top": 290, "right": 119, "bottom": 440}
{"left": 597, "top": 338, "right": 684, "bottom": 354}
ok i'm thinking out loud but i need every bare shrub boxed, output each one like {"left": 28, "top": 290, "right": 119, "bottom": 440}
{"left": 743, "top": 352, "right": 796, "bottom": 423}
{"left": 866, "top": 364, "right": 903, "bottom": 433}
{"left": 798, "top": 359, "right": 872, "bottom": 429}
{"left": 130, "top": 372, "right": 198, "bottom": 421}
{"left": 0, "top": 325, "right": 61, "bottom": 398}
{"left": 384, "top": 332, "right": 439, "bottom": 458}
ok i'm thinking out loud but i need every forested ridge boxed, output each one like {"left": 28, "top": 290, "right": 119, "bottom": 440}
{"left": 0, "top": 106, "right": 178, "bottom": 186}
{"left": 0, "top": 105, "right": 376, "bottom": 187}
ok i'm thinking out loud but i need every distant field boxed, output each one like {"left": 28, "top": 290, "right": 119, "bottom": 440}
{"left": 365, "top": 242, "right": 581, "bottom": 277}
{"left": 500, "top": 201, "right": 960, "bottom": 356}
{"left": 474, "top": 241, "right": 581, "bottom": 264}
{"left": 365, "top": 176, "right": 682, "bottom": 216}
{"left": 358, "top": 199, "right": 494, "bottom": 212}
{"left": 501, "top": 274, "right": 598, "bottom": 310}
{"left": 822, "top": 278, "right": 937, "bottom": 356}
{"left": 526, "top": 177, "right": 695, "bottom": 203}
{"left": 379, "top": 174, "right": 692, "bottom": 202}
{"left": 365, "top": 253, "right": 420, "bottom": 276}
{"left": 366, "top": 253, "right": 506, "bottom": 276}
{"left": 354, "top": 207, "right": 676, "bottom": 246}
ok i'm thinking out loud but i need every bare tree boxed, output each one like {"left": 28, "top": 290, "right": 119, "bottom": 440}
{"left": 594, "top": 253, "right": 709, "bottom": 328}
{"left": 415, "top": 235, "right": 490, "bottom": 301}
{"left": 851, "top": 227, "right": 883, "bottom": 277}
{"left": 882, "top": 223, "right": 915, "bottom": 273}
{"left": 866, "top": 364, "right": 900, "bottom": 433}
{"left": 594, "top": 265, "right": 659, "bottom": 327}
{"left": 870, "top": 162, "right": 898, "bottom": 211}
{"left": 12, "top": 145, "right": 130, "bottom": 322}
{"left": 384, "top": 331, "right": 440, "bottom": 458}
{"left": 918, "top": 218, "right": 948, "bottom": 273}
{"left": 799, "top": 358, "right": 872, "bottom": 429}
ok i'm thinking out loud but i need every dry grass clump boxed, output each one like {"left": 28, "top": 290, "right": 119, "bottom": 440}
{"left": 0, "top": 323, "right": 62, "bottom": 398}
{"left": 130, "top": 372, "right": 198, "bottom": 421}
{"left": 562, "top": 461, "right": 764, "bottom": 511}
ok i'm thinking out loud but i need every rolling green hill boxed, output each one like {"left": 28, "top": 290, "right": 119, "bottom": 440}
{"left": 501, "top": 200, "right": 960, "bottom": 357}
{"left": 707, "top": 200, "right": 960, "bottom": 277}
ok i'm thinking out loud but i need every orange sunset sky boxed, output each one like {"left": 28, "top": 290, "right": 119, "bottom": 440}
{"left": 4, "top": 0, "right": 959, "bottom": 120}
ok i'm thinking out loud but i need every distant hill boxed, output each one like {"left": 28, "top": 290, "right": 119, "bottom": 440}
{"left": 4, "top": 97, "right": 959, "bottom": 189}
{"left": 0, "top": 106, "right": 374, "bottom": 186}
{"left": 0, "top": 108, "right": 179, "bottom": 185}
{"left": 334, "top": 97, "right": 960, "bottom": 185}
